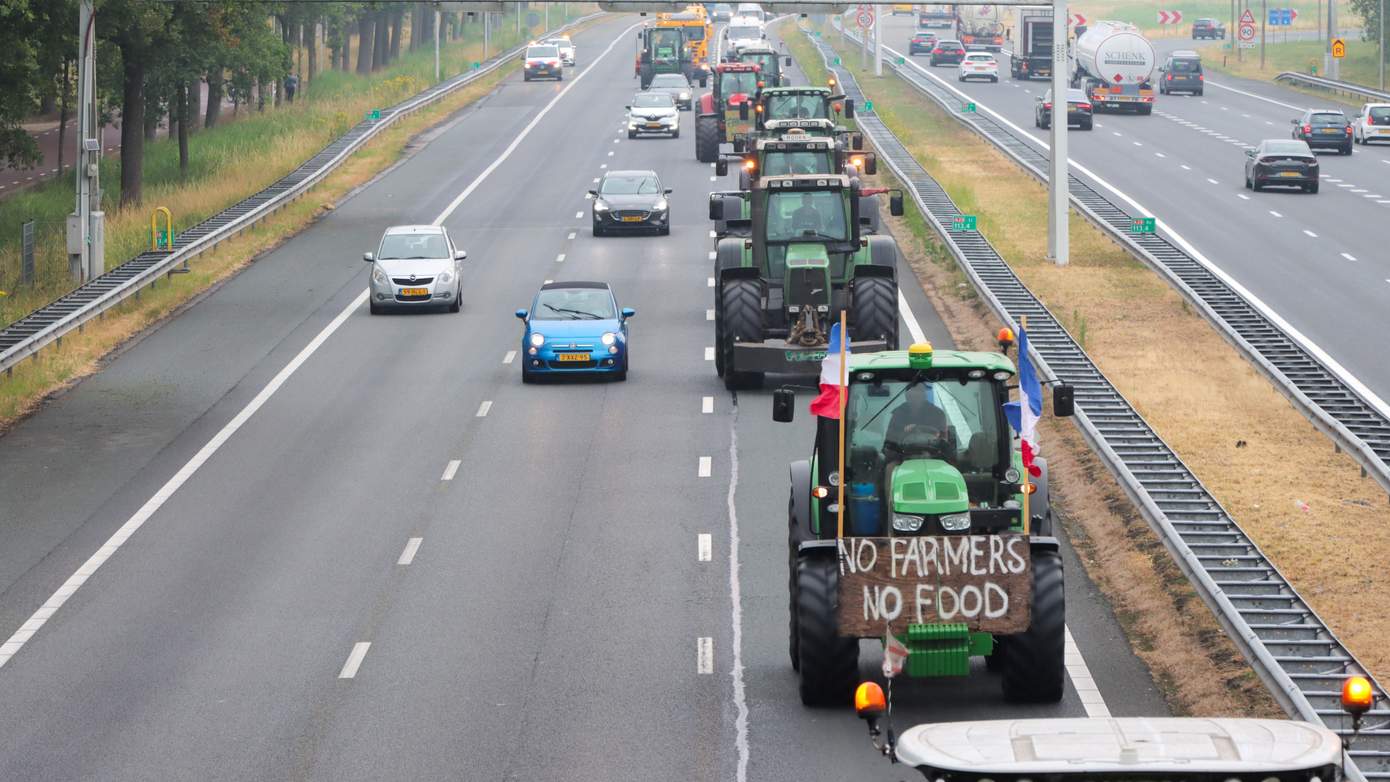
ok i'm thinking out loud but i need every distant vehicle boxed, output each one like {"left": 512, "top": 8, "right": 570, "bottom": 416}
{"left": 364, "top": 225, "right": 466, "bottom": 315}
{"left": 1072, "top": 21, "right": 1156, "bottom": 114}
{"left": 1292, "top": 109, "right": 1353, "bottom": 154}
{"left": 1035, "top": 88, "right": 1093, "bottom": 130}
{"left": 648, "top": 73, "right": 695, "bottom": 110}
{"left": 1158, "top": 50, "right": 1204, "bottom": 95}
{"left": 735, "top": 2, "right": 765, "bottom": 23}
{"left": 917, "top": 4, "right": 954, "bottom": 28}
{"left": 958, "top": 52, "right": 999, "bottom": 82}
{"left": 590, "top": 169, "right": 672, "bottom": 235}
{"left": 725, "top": 17, "right": 765, "bottom": 56}
{"left": 1353, "top": 102, "right": 1390, "bottom": 144}
{"left": 523, "top": 44, "right": 562, "bottom": 81}
{"left": 1191, "top": 17, "right": 1226, "bottom": 39}
{"left": 627, "top": 92, "right": 680, "bottom": 138}
{"left": 1010, "top": 6, "right": 1053, "bottom": 80}
{"left": 515, "top": 282, "right": 635, "bottom": 382}
{"left": 544, "top": 35, "right": 576, "bottom": 66}
{"left": 908, "top": 31, "right": 939, "bottom": 55}
{"left": 712, "top": 3, "right": 733, "bottom": 21}
{"left": 1245, "top": 139, "right": 1319, "bottom": 192}
{"left": 929, "top": 39, "right": 967, "bottom": 66}
{"left": 956, "top": 4, "right": 1005, "bottom": 50}
{"left": 891, "top": 4, "right": 914, "bottom": 15}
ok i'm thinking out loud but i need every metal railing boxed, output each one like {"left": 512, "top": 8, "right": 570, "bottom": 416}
{"left": 0, "top": 14, "right": 601, "bottom": 379}
{"left": 1275, "top": 71, "right": 1390, "bottom": 103}
{"left": 804, "top": 28, "right": 1390, "bottom": 782}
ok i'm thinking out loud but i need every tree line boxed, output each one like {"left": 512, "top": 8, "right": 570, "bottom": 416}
{"left": 0, "top": 1, "right": 498, "bottom": 207}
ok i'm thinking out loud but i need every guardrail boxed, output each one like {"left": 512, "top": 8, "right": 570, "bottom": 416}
{"left": 827, "top": 22, "right": 1390, "bottom": 506}
{"left": 802, "top": 27, "right": 1390, "bottom": 782}
{"left": 0, "top": 14, "right": 601, "bottom": 380}
{"left": 1275, "top": 71, "right": 1390, "bottom": 103}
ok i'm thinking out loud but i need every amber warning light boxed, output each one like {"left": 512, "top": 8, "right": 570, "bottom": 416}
{"left": 1343, "top": 676, "right": 1374, "bottom": 716}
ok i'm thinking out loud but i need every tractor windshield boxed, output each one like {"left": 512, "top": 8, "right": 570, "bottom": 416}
{"left": 649, "top": 29, "right": 683, "bottom": 60}
{"left": 720, "top": 70, "right": 759, "bottom": 97}
{"left": 742, "top": 53, "right": 777, "bottom": 76}
{"left": 766, "top": 190, "right": 847, "bottom": 242}
{"left": 762, "top": 150, "right": 835, "bottom": 176}
{"left": 766, "top": 93, "right": 829, "bottom": 120}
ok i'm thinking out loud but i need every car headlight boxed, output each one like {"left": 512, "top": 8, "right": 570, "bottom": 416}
{"left": 529, "top": 332, "right": 545, "bottom": 347}
{"left": 437, "top": 271, "right": 453, "bottom": 284}
{"left": 594, "top": 199, "right": 610, "bottom": 212}
{"left": 892, "top": 514, "right": 925, "bottom": 532}
{"left": 680, "top": 91, "right": 690, "bottom": 99}
{"left": 939, "top": 512, "right": 972, "bottom": 532}
{"left": 601, "top": 332, "right": 617, "bottom": 346}
{"left": 653, "top": 198, "right": 668, "bottom": 212}
{"left": 372, "top": 267, "right": 389, "bottom": 286}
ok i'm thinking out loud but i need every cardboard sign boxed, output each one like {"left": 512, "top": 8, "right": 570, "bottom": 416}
{"left": 837, "top": 535, "right": 1032, "bottom": 636}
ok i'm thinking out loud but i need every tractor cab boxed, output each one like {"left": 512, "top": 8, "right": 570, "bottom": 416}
{"left": 716, "top": 130, "right": 877, "bottom": 192}
{"left": 695, "top": 63, "right": 764, "bottom": 162}
{"left": 638, "top": 25, "right": 691, "bottom": 89}
{"left": 736, "top": 45, "right": 791, "bottom": 87}
{"left": 757, "top": 87, "right": 853, "bottom": 137}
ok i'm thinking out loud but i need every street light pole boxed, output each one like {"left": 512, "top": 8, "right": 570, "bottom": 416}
{"left": 874, "top": 5, "right": 882, "bottom": 76}
{"left": 1048, "top": 0, "right": 1068, "bottom": 266}
{"left": 1380, "top": 0, "right": 1385, "bottom": 89}
{"left": 434, "top": 6, "right": 442, "bottom": 82}
{"left": 69, "top": 0, "right": 103, "bottom": 283}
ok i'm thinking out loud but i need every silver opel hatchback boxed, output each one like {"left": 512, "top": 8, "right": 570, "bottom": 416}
{"left": 364, "top": 225, "right": 466, "bottom": 314}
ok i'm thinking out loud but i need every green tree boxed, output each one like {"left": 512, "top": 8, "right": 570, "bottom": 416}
{"left": 0, "top": 0, "right": 40, "bottom": 168}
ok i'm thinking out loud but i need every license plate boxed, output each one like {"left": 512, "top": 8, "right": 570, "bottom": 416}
{"left": 556, "top": 353, "right": 589, "bottom": 362}
{"left": 399, "top": 287, "right": 429, "bottom": 296}
{"left": 1320, "top": 128, "right": 1340, "bottom": 133}
{"left": 1278, "top": 171, "right": 1301, "bottom": 177}
{"left": 646, "top": 123, "right": 663, "bottom": 129}
{"left": 621, "top": 215, "right": 645, "bottom": 222}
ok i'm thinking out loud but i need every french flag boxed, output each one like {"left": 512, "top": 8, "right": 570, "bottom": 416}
{"left": 808, "top": 323, "right": 849, "bottom": 419}
{"left": 1002, "top": 325, "right": 1043, "bottom": 478}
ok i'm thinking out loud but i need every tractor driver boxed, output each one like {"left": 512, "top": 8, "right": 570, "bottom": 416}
{"left": 883, "top": 384, "right": 956, "bottom": 466}
{"left": 790, "top": 193, "right": 824, "bottom": 234}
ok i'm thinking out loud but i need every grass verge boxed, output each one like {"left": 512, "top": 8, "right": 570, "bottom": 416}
{"left": 810, "top": 23, "right": 1390, "bottom": 713}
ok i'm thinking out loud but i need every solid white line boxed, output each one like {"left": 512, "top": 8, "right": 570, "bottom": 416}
{"left": 697, "top": 636, "right": 714, "bottom": 674}
{"left": 398, "top": 537, "right": 423, "bottom": 565}
{"left": 476, "top": 400, "right": 492, "bottom": 418}
{"left": 503, "top": 350, "right": 516, "bottom": 364}
{"left": 1066, "top": 629, "right": 1110, "bottom": 717}
{"left": 338, "top": 642, "right": 371, "bottom": 679}
{"left": 441, "top": 460, "right": 461, "bottom": 481}
{"left": 556, "top": 253, "right": 566, "bottom": 263}
{"left": 706, "top": 308, "right": 715, "bottom": 321}
{"left": 0, "top": 286, "right": 370, "bottom": 670}
{"left": 704, "top": 346, "right": 715, "bottom": 361}
{"left": 698, "top": 533, "right": 712, "bottom": 562}
{"left": 1205, "top": 77, "right": 1304, "bottom": 111}
{"left": 702, "top": 395, "right": 714, "bottom": 414}
{"left": 1341, "top": 252, "right": 1358, "bottom": 261}
{"left": 698, "top": 456, "right": 712, "bottom": 477}
{"left": 1268, "top": 210, "right": 1282, "bottom": 217}
{"left": 724, "top": 411, "right": 749, "bottom": 779}
{"left": 1304, "top": 229, "right": 1318, "bottom": 237}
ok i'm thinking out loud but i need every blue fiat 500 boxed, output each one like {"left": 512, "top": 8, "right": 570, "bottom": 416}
{"left": 516, "top": 281, "right": 635, "bottom": 382}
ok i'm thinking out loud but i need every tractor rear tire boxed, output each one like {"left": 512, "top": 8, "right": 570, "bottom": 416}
{"left": 696, "top": 115, "right": 721, "bottom": 163}
{"left": 788, "top": 490, "right": 802, "bottom": 670}
{"left": 1000, "top": 550, "right": 1065, "bottom": 703}
{"left": 850, "top": 274, "right": 899, "bottom": 351}
{"left": 720, "top": 278, "right": 764, "bottom": 390}
{"left": 796, "top": 554, "right": 859, "bottom": 707}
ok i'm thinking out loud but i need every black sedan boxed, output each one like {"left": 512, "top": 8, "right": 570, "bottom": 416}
{"left": 1245, "top": 139, "right": 1319, "bottom": 193}
{"left": 1035, "top": 88, "right": 1093, "bottom": 130}
{"left": 591, "top": 170, "right": 672, "bottom": 236}
{"left": 929, "top": 40, "right": 967, "bottom": 66}
{"left": 909, "top": 32, "right": 939, "bottom": 55}
{"left": 1292, "top": 109, "right": 1353, "bottom": 155}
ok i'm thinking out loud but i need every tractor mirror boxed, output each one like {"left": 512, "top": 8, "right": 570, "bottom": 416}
{"left": 863, "top": 152, "right": 877, "bottom": 175}
{"left": 515, "top": 309, "right": 528, "bottom": 320}
{"left": 772, "top": 388, "right": 796, "bottom": 422}
{"left": 844, "top": 99, "right": 856, "bottom": 119}
{"left": 851, "top": 132, "right": 864, "bottom": 151}
{"left": 716, "top": 158, "right": 729, "bottom": 176}
{"left": 1053, "top": 383, "right": 1075, "bottom": 418}
{"left": 739, "top": 101, "right": 750, "bottom": 120}
{"left": 362, "top": 252, "right": 374, "bottom": 262}
{"left": 889, "top": 192, "right": 904, "bottom": 217}
{"left": 588, "top": 189, "right": 598, "bottom": 196}
{"left": 785, "top": 56, "right": 793, "bottom": 66}
{"left": 709, "top": 195, "right": 725, "bottom": 221}
{"left": 739, "top": 169, "right": 752, "bottom": 191}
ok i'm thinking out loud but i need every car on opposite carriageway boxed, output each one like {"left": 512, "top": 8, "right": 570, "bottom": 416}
{"left": 1292, "top": 109, "right": 1353, "bottom": 155}
{"left": 364, "top": 225, "right": 467, "bottom": 314}
{"left": 590, "top": 169, "right": 672, "bottom": 236}
{"left": 523, "top": 43, "right": 563, "bottom": 81}
{"left": 647, "top": 73, "right": 695, "bottom": 110}
{"left": 516, "top": 282, "right": 635, "bottom": 382}
{"left": 1245, "top": 139, "right": 1319, "bottom": 193}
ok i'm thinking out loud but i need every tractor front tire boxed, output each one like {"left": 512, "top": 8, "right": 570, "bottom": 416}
{"left": 695, "top": 115, "right": 721, "bottom": 163}
{"left": 850, "top": 275, "right": 898, "bottom": 351}
{"left": 720, "top": 278, "right": 764, "bottom": 390}
{"left": 796, "top": 554, "right": 859, "bottom": 707}
{"left": 1000, "top": 549, "right": 1065, "bottom": 703}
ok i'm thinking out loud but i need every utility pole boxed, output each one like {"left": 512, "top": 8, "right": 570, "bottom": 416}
{"left": 1048, "top": 0, "right": 1068, "bottom": 266}
{"left": 544, "top": 1, "right": 549, "bottom": 31}
{"left": 69, "top": 0, "right": 103, "bottom": 283}
{"left": 1330, "top": 0, "right": 1339, "bottom": 78}
{"left": 874, "top": 5, "right": 882, "bottom": 76}
{"left": 1380, "top": 0, "right": 1385, "bottom": 89}
{"left": 1260, "top": 0, "right": 1266, "bottom": 68}
{"left": 517, "top": 1, "right": 522, "bottom": 36}
{"left": 434, "top": 6, "right": 442, "bottom": 82}
{"left": 484, "top": 11, "right": 491, "bottom": 59}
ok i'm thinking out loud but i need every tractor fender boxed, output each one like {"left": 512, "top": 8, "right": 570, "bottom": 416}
{"left": 715, "top": 237, "right": 748, "bottom": 275}
{"left": 850, "top": 262, "right": 894, "bottom": 280}
{"left": 697, "top": 92, "right": 717, "bottom": 115}
{"left": 1029, "top": 536, "right": 1060, "bottom": 554}
{"left": 1030, "top": 457, "right": 1053, "bottom": 537}
{"left": 789, "top": 459, "right": 813, "bottom": 544}
{"left": 863, "top": 235, "right": 901, "bottom": 273}
{"left": 857, "top": 194, "right": 882, "bottom": 235}
{"left": 797, "top": 539, "right": 839, "bottom": 556}
{"left": 719, "top": 264, "right": 761, "bottom": 282}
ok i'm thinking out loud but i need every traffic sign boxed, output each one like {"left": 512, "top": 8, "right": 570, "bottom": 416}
{"left": 1290, "top": 8, "right": 1299, "bottom": 22}
{"left": 961, "top": 102, "right": 976, "bottom": 113}
{"left": 1239, "top": 8, "right": 1256, "bottom": 24}
{"left": 1268, "top": 8, "right": 1294, "bottom": 26}
{"left": 951, "top": 215, "right": 977, "bottom": 231}
{"left": 1157, "top": 10, "right": 1183, "bottom": 24}
{"left": 1068, "top": 13, "right": 1087, "bottom": 26}
{"left": 856, "top": 3, "right": 873, "bottom": 29}
{"left": 1332, "top": 38, "right": 1346, "bottom": 58}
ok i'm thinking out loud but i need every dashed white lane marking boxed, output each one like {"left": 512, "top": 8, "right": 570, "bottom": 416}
{"left": 575, "top": 211, "right": 584, "bottom": 218}
{"left": 1342, "top": 252, "right": 1358, "bottom": 261}
{"left": 698, "top": 456, "right": 712, "bottom": 477}
{"left": 1132, "top": 141, "right": 1143, "bottom": 147}
{"left": 1366, "top": 194, "right": 1384, "bottom": 199}
{"left": 708, "top": 251, "right": 717, "bottom": 260}
{"left": 697, "top": 637, "right": 714, "bottom": 674}
{"left": 709, "top": 230, "right": 717, "bottom": 238}
{"left": 1181, "top": 164, "right": 1191, "bottom": 170}
{"left": 706, "top": 308, "right": 715, "bottom": 321}
{"left": 556, "top": 253, "right": 566, "bottom": 262}
{"left": 1111, "top": 131, "right": 1121, "bottom": 137}
{"left": 1154, "top": 151, "right": 1166, "bottom": 158}
{"left": 613, "top": 138, "right": 620, "bottom": 144}
{"left": 398, "top": 537, "right": 423, "bottom": 565}
{"left": 1237, "top": 193, "right": 1250, "bottom": 200}
{"left": 1303, "top": 229, "right": 1318, "bottom": 237}
{"left": 1241, "top": 113, "right": 1250, "bottom": 118}
{"left": 592, "top": 177, "right": 599, "bottom": 183}
{"left": 1380, "top": 200, "right": 1390, "bottom": 204}
{"left": 1268, "top": 210, "right": 1282, "bottom": 217}
{"left": 707, "top": 276, "right": 715, "bottom": 287}
{"left": 338, "top": 642, "right": 371, "bottom": 679}
{"left": 503, "top": 350, "right": 516, "bottom": 364}
{"left": 710, "top": 175, "right": 717, "bottom": 181}
{"left": 1265, "top": 120, "right": 1274, "bottom": 125}
{"left": 476, "top": 401, "right": 492, "bottom": 418}
{"left": 568, "top": 232, "right": 576, "bottom": 239}
{"left": 1352, "top": 188, "right": 1369, "bottom": 193}
{"left": 1206, "top": 177, "right": 1218, "bottom": 185}
{"left": 1326, "top": 177, "right": 1343, "bottom": 182}
{"left": 1337, "top": 183, "right": 1355, "bottom": 189}
{"left": 1065, "top": 629, "right": 1110, "bottom": 717}
{"left": 544, "top": 279, "right": 553, "bottom": 285}
{"left": 607, "top": 150, "right": 614, "bottom": 156}
{"left": 441, "top": 460, "right": 461, "bottom": 481}
{"left": 698, "top": 533, "right": 712, "bottom": 562}
{"left": 600, "top": 163, "right": 607, "bottom": 168}
{"left": 704, "top": 346, "right": 715, "bottom": 361}
{"left": 702, "top": 395, "right": 714, "bottom": 414}
{"left": 584, "top": 192, "right": 593, "bottom": 200}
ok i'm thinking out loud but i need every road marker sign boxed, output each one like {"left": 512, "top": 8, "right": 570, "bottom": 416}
{"left": 1068, "top": 12, "right": 1087, "bottom": 26}
{"left": 863, "top": 100, "right": 874, "bottom": 111}
{"left": 961, "top": 102, "right": 976, "bottom": 113}
{"left": 1130, "top": 217, "right": 1156, "bottom": 234}
{"left": 951, "top": 215, "right": 977, "bottom": 231}
{"left": 366, "top": 109, "right": 382, "bottom": 120}
{"left": 1332, "top": 38, "right": 1346, "bottom": 59}
{"left": 1157, "top": 10, "right": 1184, "bottom": 24}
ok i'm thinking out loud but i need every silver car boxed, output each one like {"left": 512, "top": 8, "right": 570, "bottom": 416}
{"left": 626, "top": 92, "right": 680, "bottom": 138}
{"left": 364, "top": 225, "right": 467, "bottom": 314}
{"left": 648, "top": 73, "right": 694, "bottom": 110}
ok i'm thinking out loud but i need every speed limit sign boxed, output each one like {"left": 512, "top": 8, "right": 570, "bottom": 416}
{"left": 857, "top": 4, "right": 874, "bottom": 28}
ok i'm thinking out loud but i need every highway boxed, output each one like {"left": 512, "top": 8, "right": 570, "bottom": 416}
{"left": 878, "top": 14, "right": 1390, "bottom": 411}
{"left": 0, "top": 15, "right": 1164, "bottom": 779}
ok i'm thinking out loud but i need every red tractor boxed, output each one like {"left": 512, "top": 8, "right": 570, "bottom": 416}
{"left": 695, "top": 63, "right": 764, "bottom": 163}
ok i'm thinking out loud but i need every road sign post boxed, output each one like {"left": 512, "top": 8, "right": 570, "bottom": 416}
{"left": 1049, "top": 0, "right": 1069, "bottom": 266}
{"left": 1261, "top": 0, "right": 1266, "bottom": 68}
{"left": 1238, "top": 8, "right": 1257, "bottom": 49}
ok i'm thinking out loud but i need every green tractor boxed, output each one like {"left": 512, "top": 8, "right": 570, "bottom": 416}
{"left": 709, "top": 174, "right": 905, "bottom": 390}
{"left": 754, "top": 86, "right": 856, "bottom": 142}
{"left": 771, "top": 341, "right": 1075, "bottom": 707}
{"left": 637, "top": 26, "right": 692, "bottom": 89}
{"left": 735, "top": 45, "right": 792, "bottom": 87}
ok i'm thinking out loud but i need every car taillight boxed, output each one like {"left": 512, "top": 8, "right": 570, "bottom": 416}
{"left": 932, "top": 48, "right": 942, "bottom": 53}
{"left": 1079, "top": 103, "right": 1092, "bottom": 110}
{"left": 1302, "top": 124, "right": 1312, "bottom": 134}
{"left": 1198, "top": 73, "right": 1205, "bottom": 80}
{"left": 1042, "top": 102, "right": 1052, "bottom": 110}
{"left": 1166, "top": 74, "right": 1173, "bottom": 81}
{"left": 956, "top": 49, "right": 965, "bottom": 55}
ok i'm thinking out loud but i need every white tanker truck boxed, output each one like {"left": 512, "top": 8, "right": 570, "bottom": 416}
{"left": 1070, "top": 21, "right": 1157, "bottom": 114}
{"left": 956, "top": 4, "right": 1006, "bottom": 51}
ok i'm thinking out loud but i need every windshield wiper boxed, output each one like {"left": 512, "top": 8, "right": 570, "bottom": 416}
{"left": 544, "top": 304, "right": 603, "bottom": 320}
{"left": 861, "top": 373, "right": 926, "bottom": 430}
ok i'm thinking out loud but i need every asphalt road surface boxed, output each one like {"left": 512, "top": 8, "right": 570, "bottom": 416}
{"left": 879, "top": 13, "right": 1390, "bottom": 418}
{"left": 0, "top": 15, "right": 1165, "bottom": 780}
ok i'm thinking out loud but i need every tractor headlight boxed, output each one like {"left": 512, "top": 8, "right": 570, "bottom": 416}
{"left": 529, "top": 332, "right": 545, "bottom": 347}
{"left": 1004, "top": 467, "right": 1021, "bottom": 483}
{"left": 892, "top": 514, "right": 925, "bottom": 532}
{"left": 680, "top": 91, "right": 691, "bottom": 100}
{"left": 601, "top": 332, "right": 617, "bottom": 346}
{"left": 939, "top": 513, "right": 971, "bottom": 532}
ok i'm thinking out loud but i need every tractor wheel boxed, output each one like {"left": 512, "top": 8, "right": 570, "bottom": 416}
{"left": 696, "top": 115, "right": 721, "bottom": 163}
{"left": 851, "top": 275, "right": 899, "bottom": 351}
{"left": 639, "top": 65, "right": 654, "bottom": 90}
{"left": 788, "top": 490, "right": 801, "bottom": 670}
{"left": 1000, "top": 549, "right": 1065, "bottom": 703}
{"left": 796, "top": 554, "right": 859, "bottom": 707}
{"left": 720, "top": 278, "right": 764, "bottom": 390}
{"left": 985, "top": 637, "right": 1007, "bottom": 672}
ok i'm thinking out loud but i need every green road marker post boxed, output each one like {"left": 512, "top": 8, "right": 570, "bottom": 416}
{"left": 951, "top": 215, "right": 977, "bottom": 231}
{"left": 1130, "top": 217, "right": 1156, "bottom": 234}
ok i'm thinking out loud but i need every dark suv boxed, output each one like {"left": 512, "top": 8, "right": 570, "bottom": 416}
{"left": 929, "top": 39, "right": 967, "bottom": 66}
{"left": 909, "top": 31, "right": 939, "bottom": 55}
{"left": 1292, "top": 109, "right": 1353, "bottom": 154}
{"left": 1159, "top": 51, "right": 1204, "bottom": 95}
{"left": 1192, "top": 18, "right": 1226, "bottom": 39}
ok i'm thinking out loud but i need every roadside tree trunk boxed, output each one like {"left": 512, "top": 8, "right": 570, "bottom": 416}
{"left": 177, "top": 82, "right": 189, "bottom": 176}
{"left": 205, "top": 69, "right": 223, "bottom": 128}
{"left": 356, "top": 15, "right": 375, "bottom": 74}
{"left": 389, "top": 9, "right": 403, "bottom": 62}
{"left": 372, "top": 9, "right": 389, "bottom": 70}
{"left": 307, "top": 20, "right": 318, "bottom": 84}
{"left": 119, "top": 56, "right": 146, "bottom": 207}
{"left": 187, "top": 77, "right": 201, "bottom": 132}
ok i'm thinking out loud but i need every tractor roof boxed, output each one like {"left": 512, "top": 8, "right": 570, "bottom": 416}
{"left": 761, "top": 86, "right": 833, "bottom": 96}
{"left": 738, "top": 45, "right": 778, "bottom": 54}
{"left": 847, "top": 349, "right": 1016, "bottom": 374}
{"left": 755, "top": 134, "right": 836, "bottom": 150}
{"left": 757, "top": 173, "right": 850, "bottom": 190}
{"left": 716, "top": 62, "right": 761, "bottom": 72}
